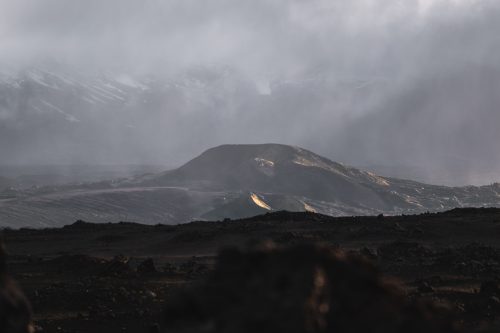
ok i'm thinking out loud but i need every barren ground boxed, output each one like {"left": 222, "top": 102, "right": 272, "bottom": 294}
{"left": 3, "top": 208, "right": 500, "bottom": 332}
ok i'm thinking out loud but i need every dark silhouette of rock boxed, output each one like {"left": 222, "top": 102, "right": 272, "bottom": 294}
{"left": 137, "top": 258, "right": 157, "bottom": 275}
{"left": 359, "top": 247, "right": 378, "bottom": 262}
{"left": 0, "top": 241, "right": 34, "bottom": 333}
{"left": 164, "top": 244, "right": 459, "bottom": 333}
{"left": 46, "top": 254, "right": 133, "bottom": 277}
{"left": 480, "top": 281, "right": 500, "bottom": 295}
{"left": 417, "top": 280, "right": 435, "bottom": 294}
{"left": 378, "top": 242, "right": 432, "bottom": 261}
{"left": 103, "top": 255, "right": 133, "bottom": 277}
{"left": 149, "top": 323, "right": 160, "bottom": 333}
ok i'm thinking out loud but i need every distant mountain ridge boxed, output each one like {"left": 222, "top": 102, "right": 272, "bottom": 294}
{"left": 0, "top": 63, "right": 382, "bottom": 166}
{"left": 0, "top": 144, "right": 499, "bottom": 228}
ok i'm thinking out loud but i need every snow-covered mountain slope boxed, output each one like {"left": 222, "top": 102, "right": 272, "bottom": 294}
{"left": 0, "top": 63, "right": 381, "bottom": 165}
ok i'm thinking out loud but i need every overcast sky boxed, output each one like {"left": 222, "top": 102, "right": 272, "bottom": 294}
{"left": 1, "top": 0, "right": 494, "bottom": 77}
{"left": 0, "top": 0, "right": 499, "bottom": 185}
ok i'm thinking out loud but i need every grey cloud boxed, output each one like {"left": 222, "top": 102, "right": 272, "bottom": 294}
{"left": 0, "top": 0, "right": 499, "bottom": 185}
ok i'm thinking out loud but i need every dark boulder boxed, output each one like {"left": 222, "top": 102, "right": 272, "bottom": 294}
{"left": 0, "top": 241, "right": 34, "bottom": 333}
{"left": 163, "top": 244, "right": 459, "bottom": 333}
{"left": 137, "top": 258, "right": 157, "bottom": 275}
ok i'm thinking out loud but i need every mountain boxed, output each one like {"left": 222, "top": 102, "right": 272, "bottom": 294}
{"left": 0, "top": 64, "right": 258, "bottom": 164}
{"left": 3, "top": 63, "right": 499, "bottom": 184}
{"left": 141, "top": 144, "right": 400, "bottom": 209}
{"left": 140, "top": 144, "right": 500, "bottom": 217}
{"left": 1, "top": 144, "right": 499, "bottom": 228}
{"left": 0, "top": 63, "right": 382, "bottom": 166}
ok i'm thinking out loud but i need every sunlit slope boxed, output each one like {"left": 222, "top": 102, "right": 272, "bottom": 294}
{"left": 143, "top": 144, "right": 397, "bottom": 209}
{"left": 143, "top": 144, "right": 500, "bottom": 214}
{"left": 1, "top": 144, "right": 499, "bottom": 227}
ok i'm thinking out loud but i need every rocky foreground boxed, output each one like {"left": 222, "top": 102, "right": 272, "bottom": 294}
{"left": 2, "top": 208, "right": 500, "bottom": 332}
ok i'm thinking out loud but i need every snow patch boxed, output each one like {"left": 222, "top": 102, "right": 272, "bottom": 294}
{"left": 254, "top": 158, "right": 274, "bottom": 167}
{"left": 250, "top": 193, "right": 272, "bottom": 210}
{"left": 40, "top": 100, "right": 80, "bottom": 123}
{"left": 89, "top": 84, "right": 126, "bottom": 101}
{"left": 302, "top": 201, "right": 317, "bottom": 213}
{"left": 365, "top": 172, "right": 390, "bottom": 186}
{"left": 293, "top": 156, "right": 350, "bottom": 178}
{"left": 254, "top": 158, "right": 275, "bottom": 176}
{"left": 26, "top": 70, "right": 56, "bottom": 89}
{"left": 0, "top": 69, "right": 21, "bottom": 88}
{"left": 115, "top": 74, "right": 148, "bottom": 90}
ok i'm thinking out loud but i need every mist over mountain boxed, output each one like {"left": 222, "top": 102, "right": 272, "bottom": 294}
{"left": 338, "top": 66, "right": 500, "bottom": 186}
{"left": 0, "top": 63, "right": 384, "bottom": 166}
{"left": 1, "top": 0, "right": 500, "bottom": 185}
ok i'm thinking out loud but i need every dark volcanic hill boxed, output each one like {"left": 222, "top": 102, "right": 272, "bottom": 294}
{"left": 1, "top": 144, "right": 500, "bottom": 227}
{"left": 144, "top": 144, "right": 393, "bottom": 203}
{"left": 139, "top": 144, "right": 500, "bottom": 216}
